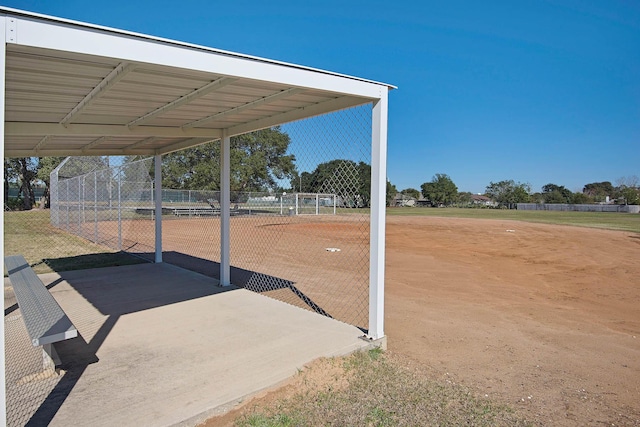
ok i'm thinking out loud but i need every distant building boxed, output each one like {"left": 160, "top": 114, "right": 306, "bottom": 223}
{"left": 416, "top": 196, "right": 432, "bottom": 207}
{"left": 393, "top": 193, "right": 416, "bottom": 207}
{"left": 471, "top": 194, "right": 497, "bottom": 207}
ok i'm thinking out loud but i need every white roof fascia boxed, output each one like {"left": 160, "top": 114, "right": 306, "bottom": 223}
{"left": 1, "top": 9, "right": 394, "bottom": 100}
{"left": 0, "top": 7, "right": 394, "bottom": 89}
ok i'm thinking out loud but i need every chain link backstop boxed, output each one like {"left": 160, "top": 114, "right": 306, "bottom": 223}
{"left": 49, "top": 104, "right": 373, "bottom": 331}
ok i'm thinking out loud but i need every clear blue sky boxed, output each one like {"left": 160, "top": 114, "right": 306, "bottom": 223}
{"left": 4, "top": 0, "right": 639, "bottom": 194}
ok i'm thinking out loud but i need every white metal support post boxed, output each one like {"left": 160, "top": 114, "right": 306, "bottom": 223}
{"left": 94, "top": 173, "right": 98, "bottom": 243}
{"left": 369, "top": 91, "right": 388, "bottom": 340}
{"left": 66, "top": 180, "right": 70, "bottom": 230}
{"left": 220, "top": 132, "right": 231, "bottom": 286}
{"left": 154, "top": 154, "right": 163, "bottom": 263}
{"left": 117, "top": 170, "right": 122, "bottom": 250}
{"left": 78, "top": 177, "right": 82, "bottom": 232}
{"left": 1, "top": 15, "right": 8, "bottom": 424}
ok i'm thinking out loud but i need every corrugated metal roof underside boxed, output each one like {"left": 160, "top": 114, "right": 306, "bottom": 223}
{"left": 4, "top": 44, "right": 372, "bottom": 157}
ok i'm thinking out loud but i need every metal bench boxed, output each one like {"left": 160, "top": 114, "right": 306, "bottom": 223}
{"left": 4, "top": 255, "right": 77, "bottom": 370}
{"left": 172, "top": 207, "right": 220, "bottom": 217}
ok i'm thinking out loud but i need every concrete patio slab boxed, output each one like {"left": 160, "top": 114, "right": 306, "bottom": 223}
{"left": 4, "top": 263, "right": 376, "bottom": 426}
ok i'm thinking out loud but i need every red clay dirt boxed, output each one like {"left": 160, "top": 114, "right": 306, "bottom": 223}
{"left": 203, "top": 215, "right": 640, "bottom": 426}
{"left": 384, "top": 216, "right": 640, "bottom": 426}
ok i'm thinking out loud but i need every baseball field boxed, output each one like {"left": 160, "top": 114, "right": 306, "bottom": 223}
{"left": 5, "top": 209, "right": 640, "bottom": 425}
{"left": 203, "top": 210, "right": 640, "bottom": 426}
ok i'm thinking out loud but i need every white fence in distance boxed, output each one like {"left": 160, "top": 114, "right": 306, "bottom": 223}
{"left": 517, "top": 203, "right": 640, "bottom": 213}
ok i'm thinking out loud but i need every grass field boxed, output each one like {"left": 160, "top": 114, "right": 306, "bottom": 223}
{"left": 3, "top": 210, "right": 143, "bottom": 274}
{"left": 386, "top": 207, "right": 640, "bottom": 233}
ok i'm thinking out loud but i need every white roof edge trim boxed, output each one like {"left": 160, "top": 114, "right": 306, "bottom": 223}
{"left": 8, "top": 16, "right": 385, "bottom": 99}
{"left": 0, "top": 6, "right": 396, "bottom": 91}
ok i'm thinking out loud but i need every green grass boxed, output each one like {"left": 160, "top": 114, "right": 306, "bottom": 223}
{"left": 386, "top": 207, "right": 640, "bottom": 233}
{"left": 4, "top": 209, "right": 144, "bottom": 275}
{"left": 235, "top": 349, "right": 530, "bottom": 427}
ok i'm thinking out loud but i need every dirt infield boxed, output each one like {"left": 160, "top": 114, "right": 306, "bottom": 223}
{"left": 84, "top": 213, "right": 640, "bottom": 425}
{"left": 201, "top": 215, "right": 639, "bottom": 426}
{"left": 384, "top": 216, "right": 640, "bottom": 426}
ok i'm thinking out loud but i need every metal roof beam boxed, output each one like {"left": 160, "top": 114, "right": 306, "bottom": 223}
{"left": 5, "top": 148, "right": 157, "bottom": 157}
{"left": 6, "top": 122, "right": 223, "bottom": 138}
{"left": 183, "top": 88, "right": 303, "bottom": 129}
{"left": 60, "top": 61, "right": 136, "bottom": 126}
{"left": 33, "top": 135, "right": 50, "bottom": 153}
{"left": 81, "top": 136, "right": 107, "bottom": 153}
{"left": 226, "top": 96, "right": 369, "bottom": 137}
{"left": 124, "top": 136, "right": 157, "bottom": 150}
{"left": 156, "top": 137, "right": 217, "bottom": 155}
{"left": 127, "top": 77, "right": 238, "bottom": 128}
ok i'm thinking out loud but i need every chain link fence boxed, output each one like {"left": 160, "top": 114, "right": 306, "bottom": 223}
{"left": 5, "top": 104, "right": 373, "bottom": 425}
{"left": 227, "top": 105, "right": 372, "bottom": 329}
{"left": 42, "top": 105, "right": 372, "bottom": 332}
{"left": 50, "top": 157, "right": 156, "bottom": 259}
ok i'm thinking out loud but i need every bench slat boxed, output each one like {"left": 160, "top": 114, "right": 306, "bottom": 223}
{"left": 5, "top": 255, "right": 77, "bottom": 346}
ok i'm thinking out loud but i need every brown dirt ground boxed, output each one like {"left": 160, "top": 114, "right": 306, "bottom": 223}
{"left": 201, "top": 216, "right": 640, "bottom": 427}
{"left": 384, "top": 216, "right": 640, "bottom": 426}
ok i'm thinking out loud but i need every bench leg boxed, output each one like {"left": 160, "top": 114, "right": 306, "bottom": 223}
{"left": 42, "top": 343, "right": 61, "bottom": 371}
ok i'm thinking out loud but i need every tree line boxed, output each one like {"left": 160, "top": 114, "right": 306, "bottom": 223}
{"left": 393, "top": 174, "right": 640, "bottom": 207}
{"left": 4, "top": 157, "right": 65, "bottom": 210}
{"left": 5, "top": 127, "right": 380, "bottom": 210}
{"left": 6, "top": 126, "right": 637, "bottom": 211}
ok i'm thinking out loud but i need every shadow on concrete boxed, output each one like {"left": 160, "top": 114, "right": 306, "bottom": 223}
{"left": 22, "top": 262, "right": 236, "bottom": 426}
{"left": 12, "top": 251, "right": 337, "bottom": 425}
{"left": 26, "top": 324, "right": 107, "bottom": 426}
{"left": 42, "top": 252, "right": 146, "bottom": 275}
{"left": 161, "top": 251, "right": 334, "bottom": 319}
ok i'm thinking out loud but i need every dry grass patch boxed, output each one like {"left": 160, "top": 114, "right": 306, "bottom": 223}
{"left": 232, "top": 349, "right": 530, "bottom": 427}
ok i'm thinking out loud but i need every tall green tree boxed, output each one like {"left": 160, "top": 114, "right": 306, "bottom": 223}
{"left": 571, "top": 192, "right": 592, "bottom": 204}
{"left": 386, "top": 180, "right": 397, "bottom": 206}
{"left": 457, "top": 191, "right": 473, "bottom": 205}
{"left": 619, "top": 187, "right": 640, "bottom": 205}
{"left": 485, "top": 180, "right": 531, "bottom": 205}
{"left": 583, "top": 181, "right": 614, "bottom": 202}
{"left": 162, "top": 127, "right": 296, "bottom": 193}
{"left": 4, "top": 159, "right": 15, "bottom": 204}
{"left": 529, "top": 192, "right": 544, "bottom": 204}
{"left": 420, "top": 174, "right": 458, "bottom": 206}
{"left": 292, "top": 159, "right": 372, "bottom": 207}
{"left": 615, "top": 176, "right": 639, "bottom": 205}
{"left": 541, "top": 183, "right": 573, "bottom": 204}
{"left": 37, "top": 157, "right": 66, "bottom": 208}
{"left": 400, "top": 188, "right": 421, "bottom": 199}
{"left": 4, "top": 158, "right": 38, "bottom": 209}
{"left": 357, "top": 162, "right": 372, "bottom": 207}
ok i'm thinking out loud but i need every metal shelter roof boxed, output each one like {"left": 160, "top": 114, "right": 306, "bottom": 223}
{"left": 1, "top": 7, "right": 394, "bottom": 158}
